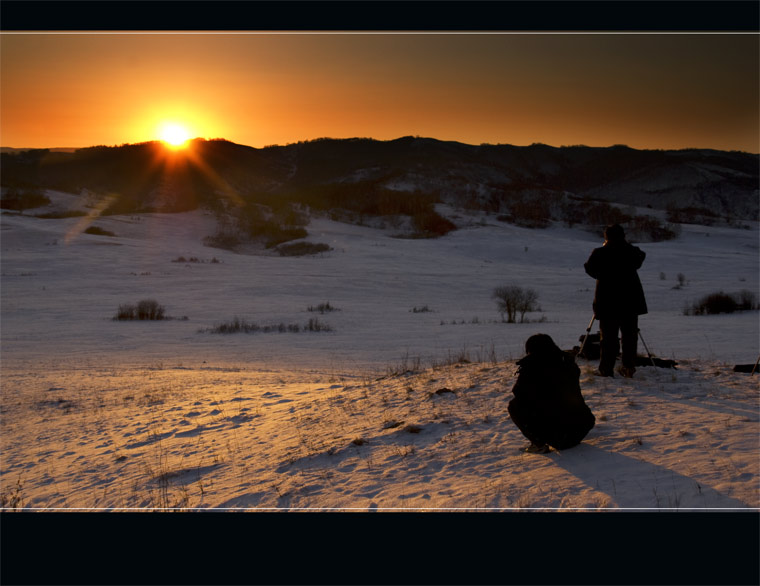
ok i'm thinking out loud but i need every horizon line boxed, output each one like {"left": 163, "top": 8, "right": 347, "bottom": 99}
{"left": 2, "top": 136, "right": 758, "bottom": 155}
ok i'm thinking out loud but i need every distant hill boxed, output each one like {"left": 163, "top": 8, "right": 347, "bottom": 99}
{"left": 1, "top": 137, "right": 757, "bottom": 221}
{"left": 1, "top": 147, "right": 77, "bottom": 153}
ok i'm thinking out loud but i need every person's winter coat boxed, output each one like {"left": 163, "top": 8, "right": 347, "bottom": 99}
{"left": 508, "top": 351, "right": 595, "bottom": 450}
{"left": 584, "top": 240, "right": 648, "bottom": 319}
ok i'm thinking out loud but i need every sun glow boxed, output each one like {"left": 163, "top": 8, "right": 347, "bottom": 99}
{"left": 158, "top": 122, "right": 192, "bottom": 148}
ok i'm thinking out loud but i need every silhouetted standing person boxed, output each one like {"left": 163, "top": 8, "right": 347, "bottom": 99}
{"left": 584, "top": 224, "right": 647, "bottom": 378}
{"left": 508, "top": 334, "right": 595, "bottom": 453}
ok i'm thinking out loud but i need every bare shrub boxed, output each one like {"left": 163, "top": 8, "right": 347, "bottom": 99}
{"left": 203, "top": 232, "right": 241, "bottom": 250}
{"left": 273, "top": 202, "right": 309, "bottom": 227}
{"left": 666, "top": 205, "right": 718, "bottom": 226}
{"left": 736, "top": 290, "right": 758, "bottom": 311}
{"left": 114, "top": 299, "right": 165, "bottom": 320}
{"left": 510, "top": 198, "right": 552, "bottom": 228}
{"left": 308, "top": 302, "right": 339, "bottom": 313}
{"left": 171, "top": 256, "right": 221, "bottom": 264}
{"left": 626, "top": 215, "right": 680, "bottom": 242}
{"left": 209, "top": 317, "right": 259, "bottom": 334}
{"left": 0, "top": 188, "right": 50, "bottom": 212}
{"left": 84, "top": 226, "right": 116, "bottom": 237}
{"left": 584, "top": 201, "right": 632, "bottom": 229}
{"left": 410, "top": 208, "right": 457, "bottom": 238}
{"left": 203, "top": 215, "right": 241, "bottom": 250}
{"left": 115, "top": 304, "right": 136, "bottom": 320}
{"left": 204, "top": 317, "right": 332, "bottom": 334}
{"left": 236, "top": 202, "right": 310, "bottom": 248}
{"left": 684, "top": 291, "right": 758, "bottom": 316}
{"left": 492, "top": 286, "right": 539, "bottom": 323}
{"left": 137, "top": 299, "right": 165, "bottom": 320}
{"left": 305, "top": 318, "right": 332, "bottom": 332}
{"left": 0, "top": 476, "right": 25, "bottom": 510}
{"left": 35, "top": 210, "right": 88, "bottom": 219}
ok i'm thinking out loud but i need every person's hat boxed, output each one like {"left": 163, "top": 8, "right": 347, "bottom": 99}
{"left": 604, "top": 224, "right": 625, "bottom": 242}
{"left": 525, "top": 333, "right": 560, "bottom": 356}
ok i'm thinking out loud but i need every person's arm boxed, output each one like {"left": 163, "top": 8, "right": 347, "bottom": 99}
{"left": 511, "top": 369, "right": 534, "bottom": 399}
{"left": 584, "top": 249, "right": 601, "bottom": 279}
{"left": 633, "top": 246, "right": 646, "bottom": 269}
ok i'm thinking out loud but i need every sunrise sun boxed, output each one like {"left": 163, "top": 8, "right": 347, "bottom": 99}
{"left": 157, "top": 122, "right": 191, "bottom": 148}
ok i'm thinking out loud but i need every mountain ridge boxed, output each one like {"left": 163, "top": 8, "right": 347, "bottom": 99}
{"left": 2, "top": 136, "right": 757, "bottom": 221}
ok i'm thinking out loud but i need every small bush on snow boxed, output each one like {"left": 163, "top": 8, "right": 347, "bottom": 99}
{"left": 114, "top": 299, "right": 166, "bottom": 320}
{"left": 84, "top": 226, "right": 116, "bottom": 237}
{"left": 35, "top": 210, "right": 88, "bottom": 219}
{"left": 307, "top": 302, "right": 339, "bottom": 313}
{"left": 684, "top": 290, "right": 759, "bottom": 315}
{"left": 203, "top": 317, "right": 333, "bottom": 334}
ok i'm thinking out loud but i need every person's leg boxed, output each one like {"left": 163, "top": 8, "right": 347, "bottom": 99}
{"left": 620, "top": 314, "right": 639, "bottom": 373}
{"left": 549, "top": 413, "right": 596, "bottom": 450}
{"left": 508, "top": 401, "right": 547, "bottom": 447}
{"left": 598, "top": 317, "right": 620, "bottom": 375}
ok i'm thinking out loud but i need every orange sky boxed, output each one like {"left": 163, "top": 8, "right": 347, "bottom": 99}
{"left": 1, "top": 32, "right": 758, "bottom": 152}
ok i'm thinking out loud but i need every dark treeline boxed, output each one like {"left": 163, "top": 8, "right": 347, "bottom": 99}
{"left": 2, "top": 136, "right": 757, "bottom": 222}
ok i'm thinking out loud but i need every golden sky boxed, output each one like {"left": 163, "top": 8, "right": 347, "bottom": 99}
{"left": 1, "top": 32, "right": 758, "bottom": 152}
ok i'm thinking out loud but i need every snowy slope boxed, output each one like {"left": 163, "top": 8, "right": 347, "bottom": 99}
{"left": 0, "top": 193, "right": 758, "bottom": 510}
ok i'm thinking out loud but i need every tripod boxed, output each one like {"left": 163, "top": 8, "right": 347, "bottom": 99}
{"left": 577, "top": 314, "right": 596, "bottom": 358}
{"left": 578, "top": 313, "right": 656, "bottom": 367}
{"left": 637, "top": 328, "right": 657, "bottom": 368}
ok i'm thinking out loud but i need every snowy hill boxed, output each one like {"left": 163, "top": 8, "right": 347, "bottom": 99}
{"left": 0, "top": 191, "right": 758, "bottom": 510}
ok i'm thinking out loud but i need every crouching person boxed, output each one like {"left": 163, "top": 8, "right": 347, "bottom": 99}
{"left": 508, "top": 334, "right": 596, "bottom": 453}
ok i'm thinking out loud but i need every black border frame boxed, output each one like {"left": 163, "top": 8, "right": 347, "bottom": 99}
{"left": 1, "top": 2, "right": 758, "bottom": 585}
{"left": 1, "top": 1, "right": 758, "bottom": 32}
{"left": 2, "top": 511, "right": 759, "bottom": 585}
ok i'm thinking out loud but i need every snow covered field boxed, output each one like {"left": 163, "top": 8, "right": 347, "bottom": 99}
{"left": 1, "top": 191, "right": 758, "bottom": 510}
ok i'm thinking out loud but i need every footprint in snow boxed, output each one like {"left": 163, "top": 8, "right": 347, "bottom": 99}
{"left": 175, "top": 425, "right": 206, "bottom": 438}
{"left": 124, "top": 431, "right": 173, "bottom": 449}
{"left": 265, "top": 398, "right": 293, "bottom": 405}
